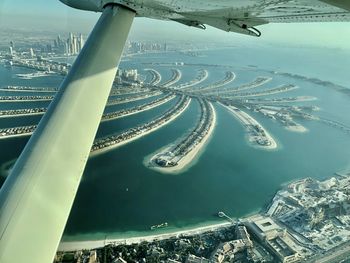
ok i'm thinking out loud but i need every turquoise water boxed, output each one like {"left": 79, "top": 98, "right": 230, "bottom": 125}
{"left": 1, "top": 45, "right": 350, "bottom": 240}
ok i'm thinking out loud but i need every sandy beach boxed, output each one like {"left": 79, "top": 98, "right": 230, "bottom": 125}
{"left": 197, "top": 71, "right": 236, "bottom": 92}
{"left": 107, "top": 91, "right": 163, "bottom": 106}
{"left": 162, "top": 69, "right": 182, "bottom": 87}
{"left": 101, "top": 95, "right": 176, "bottom": 122}
{"left": 144, "top": 68, "right": 162, "bottom": 85}
{"left": 247, "top": 96, "right": 317, "bottom": 104}
{"left": 90, "top": 98, "right": 191, "bottom": 157}
{"left": 0, "top": 112, "right": 45, "bottom": 118}
{"left": 147, "top": 102, "right": 216, "bottom": 174}
{"left": 58, "top": 221, "right": 232, "bottom": 252}
{"left": 0, "top": 88, "right": 57, "bottom": 93}
{"left": 220, "top": 103, "right": 277, "bottom": 150}
{"left": 0, "top": 132, "right": 32, "bottom": 140}
{"left": 177, "top": 69, "right": 208, "bottom": 89}
{"left": 0, "top": 98, "right": 53, "bottom": 102}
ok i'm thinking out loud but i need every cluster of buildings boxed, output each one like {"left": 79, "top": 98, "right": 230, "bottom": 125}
{"left": 190, "top": 71, "right": 235, "bottom": 93}
{"left": 267, "top": 175, "right": 350, "bottom": 254}
{"left": 106, "top": 91, "right": 161, "bottom": 106}
{"left": 0, "top": 107, "right": 46, "bottom": 117}
{"left": 176, "top": 69, "right": 208, "bottom": 89}
{"left": 91, "top": 96, "right": 190, "bottom": 154}
{"left": 115, "top": 69, "right": 140, "bottom": 84}
{"left": 11, "top": 57, "right": 70, "bottom": 75}
{"left": 55, "top": 174, "right": 350, "bottom": 263}
{"left": 53, "top": 33, "right": 84, "bottom": 55}
{"left": 146, "top": 68, "right": 162, "bottom": 86}
{"left": 0, "top": 95, "right": 53, "bottom": 102}
{"left": 154, "top": 99, "right": 214, "bottom": 168}
{"left": 1, "top": 85, "right": 58, "bottom": 92}
{"left": 102, "top": 94, "right": 174, "bottom": 122}
{"left": 211, "top": 77, "right": 271, "bottom": 96}
{"left": 0, "top": 125, "right": 36, "bottom": 138}
{"left": 4, "top": 33, "right": 84, "bottom": 60}
{"left": 126, "top": 41, "right": 167, "bottom": 54}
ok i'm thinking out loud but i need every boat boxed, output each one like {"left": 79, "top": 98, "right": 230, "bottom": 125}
{"left": 150, "top": 222, "right": 168, "bottom": 230}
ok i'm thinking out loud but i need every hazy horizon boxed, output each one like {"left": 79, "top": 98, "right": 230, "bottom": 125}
{"left": 1, "top": 0, "right": 350, "bottom": 50}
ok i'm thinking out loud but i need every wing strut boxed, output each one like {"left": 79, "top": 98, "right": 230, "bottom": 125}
{"left": 0, "top": 4, "right": 135, "bottom": 263}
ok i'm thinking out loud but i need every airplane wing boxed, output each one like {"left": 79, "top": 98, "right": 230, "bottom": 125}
{"left": 0, "top": 4, "right": 135, "bottom": 263}
{"left": 61, "top": 0, "right": 350, "bottom": 36}
{"left": 0, "top": 1, "right": 349, "bottom": 263}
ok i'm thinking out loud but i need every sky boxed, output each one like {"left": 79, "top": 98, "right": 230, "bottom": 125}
{"left": 1, "top": 0, "right": 350, "bottom": 50}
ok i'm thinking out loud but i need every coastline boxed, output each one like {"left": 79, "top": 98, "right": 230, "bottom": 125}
{"left": 58, "top": 221, "right": 232, "bottom": 252}
{"left": 0, "top": 112, "right": 44, "bottom": 118}
{"left": 101, "top": 95, "right": 176, "bottom": 122}
{"left": 90, "top": 98, "right": 191, "bottom": 157}
{"left": 0, "top": 132, "right": 32, "bottom": 140}
{"left": 177, "top": 69, "right": 208, "bottom": 89}
{"left": 107, "top": 92, "right": 163, "bottom": 106}
{"left": 147, "top": 102, "right": 216, "bottom": 174}
{"left": 220, "top": 103, "right": 277, "bottom": 150}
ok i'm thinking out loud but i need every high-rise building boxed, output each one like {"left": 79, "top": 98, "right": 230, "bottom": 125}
{"left": 9, "top": 47, "right": 13, "bottom": 56}
{"left": 53, "top": 33, "right": 84, "bottom": 55}
{"left": 29, "top": 48, "right": 35, "bottom": 58}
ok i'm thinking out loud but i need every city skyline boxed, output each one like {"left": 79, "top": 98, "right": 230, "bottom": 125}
{"left": 1, "top": 1, "right": 350, "bottom": 50}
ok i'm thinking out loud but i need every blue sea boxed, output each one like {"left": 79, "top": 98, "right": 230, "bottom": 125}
{"left": 1, "top": 44, "right": 350, "bottom": 241}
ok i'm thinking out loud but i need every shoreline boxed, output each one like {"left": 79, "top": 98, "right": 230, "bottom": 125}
{"left": 0, "top": 98, "right": 53, "bottom": 102}
{"left": 107, "top": 92, "right": 163, "bottom": 106}
{"left": 0, "top": 132, "right": 32, "bottom": 140}
{"left": 232, "top": 84, "right": 298, "bottom": 98}
{"left": 101, "top": 95, "right": 176, "bottom": 122}
{"left": 0, "top": 96, "right": 177, "bottom": 139}
{"left": 146, "top": 102, "right": 216, "bottom": 174}
{"left": 162, "top": 69, "right": 182, "bottom": 88}
{"left": 0, "top": 112, "right": 45, "bottom": 118}
{"left": 144, "top": 68, "right": 162, "bottom": 85}
{"left": 58, "top": 221, "right": 232, "bottom": 252}
{"left": 194, "top": 71, "right": 236, "bottom": 92}
{"left": 0, "top": 88, "right": 57, "bottom": 93}
{"left": 246, "top": 96, "right": 317, "bottom": 104}
{"left": 90, "top": 98, "right": 191, "bottom": 157}
{"left": 220, "top": 103, "right": 277, "bottom": 150}
{"left": 177, "top": 69, "right": 208, "bottom": 89}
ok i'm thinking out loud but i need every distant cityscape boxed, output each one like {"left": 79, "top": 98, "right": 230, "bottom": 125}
{"left": 1, "top": 32, "right": 170, "bottom": 59}
{"left": 1, "top": 31, "right": 350, "bottom": 263}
